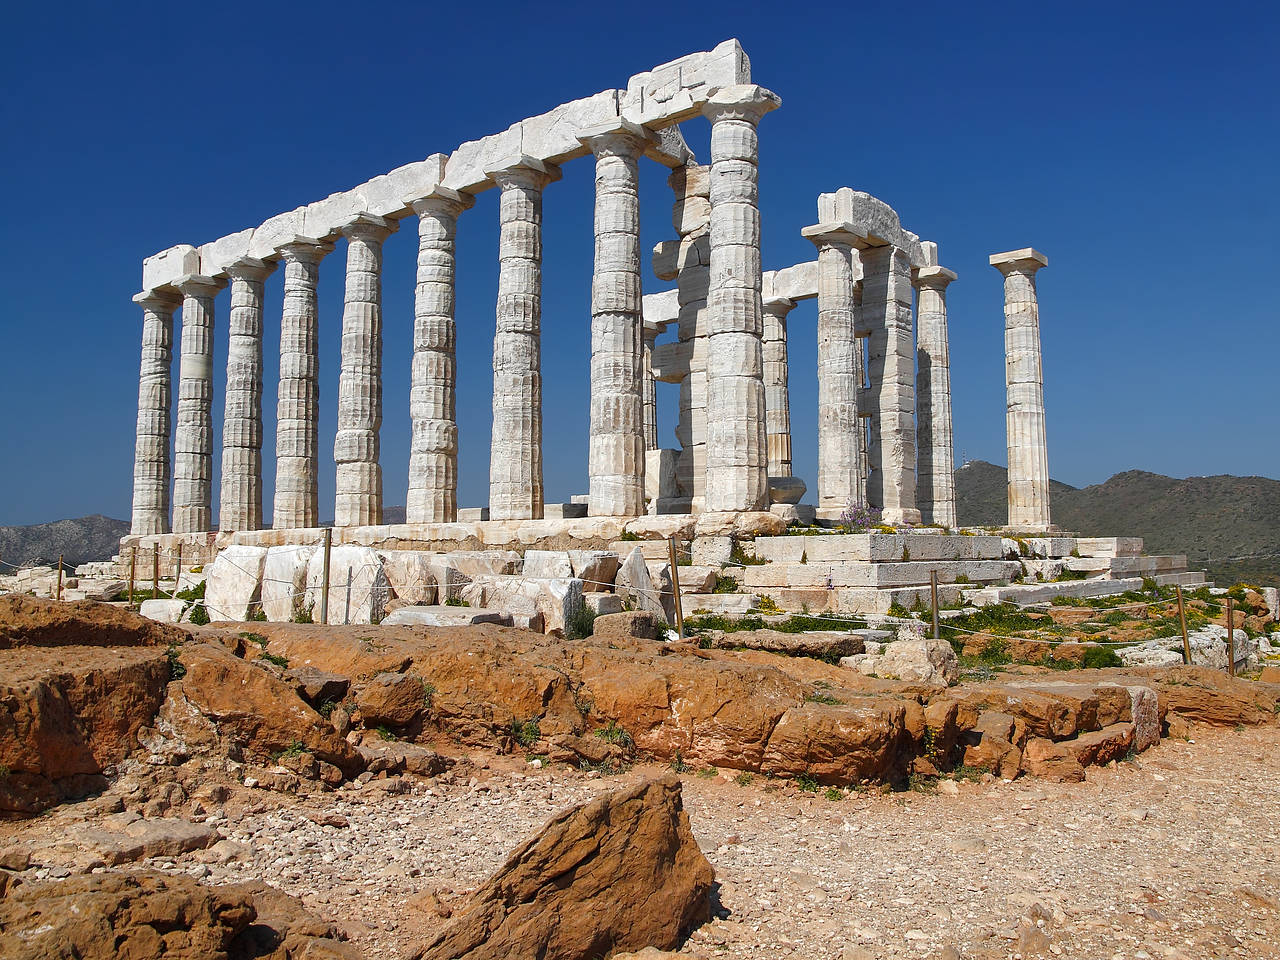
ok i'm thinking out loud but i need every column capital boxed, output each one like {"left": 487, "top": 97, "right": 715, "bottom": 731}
{"left": 484, "top": 154, "right": 562, "bottom": 190}
{"left": 801, "top": 221, "right": 863, "bottom": 251}
{"left": 990, "top": 247, "right": 1048, "bottom": 276}
{"left": 913, "top": 264, "right": 958, "bottom": 289}
{"left": 339, "top": 212, "right": 397, "bottom": 243}
{"left": 578, "top": 119, "right": 654, "bottom": 159}
{"left": 409, "top": 185, "right": 474, "bottom": 219}
{"left": 172, "top": 273, "right": 226, "bottom": 298}
{"left": 132, "top": 289, "right": 182, "bottom": 310}
{"left": 702, "top": 84, "right": 781, "bottom": 125}
{"left": 224, "top": 256, "right": 276, "bottom": 283}
{"left": 763, "top": 296, "right": 796, "bottom": 316}
{"left": 278, "top": 236, "right": 335, "bottom": 264}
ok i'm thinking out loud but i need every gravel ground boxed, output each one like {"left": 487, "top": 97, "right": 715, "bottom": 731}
{"left": 5, "top": 724, "right": 1279, "bottom": 960}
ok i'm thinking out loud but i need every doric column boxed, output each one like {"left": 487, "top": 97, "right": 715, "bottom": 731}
{"left": 991, "top": 248, "right": 1051, "bottom": 530}
{"left": 171, "top": 273, "right": 225, "bottom": 534}
{"left": 802, "top": 225, "right": 865, "bottom": 508}
{"left": 700, "top": 84, "right": 780, "bottom": 513}
{"left": 914, "top": 244, "right": 958, "bottom": 528}
{"left": 130, "top": 290, "right": 181, "bottom": 535}
{"left": 668, "top": 163, "right": 711, "bottom": 503}
{"left": 334, "top": 213, "right": 396, "bottom": 528}
{"left": 219, "top": 258, "right": 274, "bottom": 532}
{"left": 761, "top": 296, "right": 795, "bottom": 478}
{"left": 274, "top": 238, "right": 332, "bottom": 530}
{"left": 860, "top": 244, "right": 921, "bottom": 524}
{"left": 485, "top": 156, "right": 561, "bottom": 521}
{"left": 408, "top": 189, "right": 473, "bottom": 524}
{"left": 582, "top": 124, "right": 649, "bottom": 517}
{"left": 642, "top": 323, "right": 659, "bottom": 451}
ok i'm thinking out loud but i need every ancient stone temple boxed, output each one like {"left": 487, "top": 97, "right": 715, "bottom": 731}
{"left": 124, "top": 39, "right": 1042, "bottom": 569}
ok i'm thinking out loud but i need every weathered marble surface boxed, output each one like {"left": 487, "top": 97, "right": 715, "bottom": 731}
{"left": 914, "top": 242, "right": 958, "bottom": 528}
{"left": 991, "top": 248, "right": 1051, "bottom": 530}
{"left": 131, "top": 291, "right": 179, "bottom": 536}
{"left": 761, "top": 297, "right": 795, "bottom": 478}
{"left": 171, "top": 274, "right": 224, "bottom": 535}
{"left": 220, "top": 258, "right": 273, "bottom": 532}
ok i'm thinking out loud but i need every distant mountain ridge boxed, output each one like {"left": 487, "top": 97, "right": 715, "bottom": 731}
{"left": 0, "top": 515, "right": 130, "bottom": 569}
{"left": 955, "top": 460, "right": 1280, "bottom": 587}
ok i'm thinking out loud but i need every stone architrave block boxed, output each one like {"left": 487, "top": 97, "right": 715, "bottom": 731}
{"left": 382, "top": 606, "right": 512, "bottom": 628}
{"left": 442, "top": 125, "right": 524, "bottom": 194}
{"left": 204, "top": 545, "right": 268, "bottom": 621}
{"left": 678, "top": 565, "right": 719, "bottom": 594}
{"left": 260, "top": 545, "right": 315, "bottom": 622}
{"left": 142, "top": 245, "right": 200, "bottom": 291}
{"left": 763, "top": 260, "right": 820, "bottom": 303}
{"left": 198, "top": 229, "right": 253, "bottom": 278}
{"left": 523, "top": 550, "right": 575, "bottom": 579}
{"left": 569, "top": 550, "right": 621, "bottom": 591}
{"left": 305, "top": 545, "right": 389, "bottom": 625}
{"left": 140, "top": 598, "right": 186, "bottom": 623}
{"left": 447, "top": 551, "right": 524, "bottom": 578}
{"left": 379, "top": 550, "right": 439, "bottom": 605}
{"left": 521, "top": 90, "right": 622, "bottom": 165}
{"left": 816, "top": 189, "right": 924, "bottom": 266}
{"left": 388, "top": 154, "right": 448, "bottom": 205}
{"left": 245, "top": 207, "right": 306, "bottom": 259}
{"left": 585, "top": 593, "right": 624, "bottom": 616}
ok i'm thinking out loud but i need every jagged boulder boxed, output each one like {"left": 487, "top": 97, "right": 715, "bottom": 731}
{"left": 421, "top": 778, "right": 713, "bottom": 960}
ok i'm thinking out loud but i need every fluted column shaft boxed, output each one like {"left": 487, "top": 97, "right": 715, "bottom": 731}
{"left": 274, "top": 240, "right": 330, "bottom": 530}
{"left": 701, "top": 85, "right": 779, "bottom": 513}
{"left": 992, "top": 249, "right": 1051, "bottom": 529}
{"left": 861, "top": 245, "right": 921, "bottom": 524}
{"left": 762, "top": 298, "right": 795, "bottom": 478}
{"left": 586, "top": 130, "right": 647, "bottom": 516}
{"left": 489, "top": 160, "right": 559, "bottom": 520}
{"left": 642, "top": 326, "right": 659, "bottom": 451}
{"left": 131, "top": 291, "right": 180, "bottom": 535}
{"left": 813, "top": 238, "right": 865, "bottom": 507}
{"left": 334, "top": 214, "right": 396, "bottom": 528}
{"left": 220, "top": 259, "right": 273, "bottom": 532}
{"left": 172, "top": 274, "right": 224, "bottom": 534}
{"left": 915, "top": 265, "right": 958, "bottom": 528}
{"left": 408, "top": 192, "right": 472, "bottom": 524}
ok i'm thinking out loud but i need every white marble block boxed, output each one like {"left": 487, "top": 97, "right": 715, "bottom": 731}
{"left": 204, "top": 545, "right": 268, "bottom": 621}
{"left": 305, "top": 544, "right": 389, "bottom": 625}
{"left": 260, "top": 545, "right": 315, "bottom": 622}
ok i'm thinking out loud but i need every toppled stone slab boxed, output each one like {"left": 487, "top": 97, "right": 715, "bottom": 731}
{"left": 420, "top": 777, "right": 713, "bottom": 960}
{"left": 139, "top": 598, "right": 186, "bottom": 623}
{"left": 260, "top": 545, "right": 314, "bottom": 622}
{"left": 381, "top": 606, "right": 512, "bottom": 628}
{"left": 841, "top": 638, "right": 959, "bottom": 685}
{"left": 79, "top": 813, "right": 221, "bottom": 865}
{"left": 708, "top": 629, "right": 863, "bottom": 660}
{"left": 616, "top": 546, "right": 667, "bottom": 620}
{"left": 204, "top": 545, "right": 268, "bottom": 621}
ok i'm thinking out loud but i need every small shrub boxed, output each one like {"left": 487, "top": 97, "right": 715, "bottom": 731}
{"left": 794, "top": 773, "right": 820, "bottom": 793}
{"left": 188, "top": 603, "right": 210, "bottom": 626}
{"left": 594, "top": 720, "right": 635, "bottom": 751}
{"left": 670, "top": 751, "right": 693, "bottom": 773}
{"left": 271, "top": 740, "right": 305, "bottom": 762}
{"left": 697, "top": 766, "right": 719, "bottom": 779}
{"left": 166, "top": 642, "right": 186, "bottom": 681}
{"left": 291, "top": 598, "right": 314, "bottom": 624}
{"left": 260, "top": 651, "right": 290, "bottom": 669}
{"left": 376, "top": 725, "right": 399, "bottom": 741}
{"left": 418, "top": 678, "right": 436, "bottom": 706}
{"left": 734, "top": 771, "right": 754, "bottom": 786}
{"left": 1079, "top": 646, "right": 1123, "bottom": 669}
{"left": 713, "top": 575, "right": 740, "bottom": 594}
{"left": 566, "top": 604, "right": 596, "bottom": 640}
{"left": 755, "top": 595, "right": 782, "bottom": 615}
{"left": 241, "top": 632, "right": 269, "bottom": 647}
{"left": 824, "top": 786, "right": 843, "bottom": 801}
{"left": 729, "top": 544, "right": 767, "bottom": 566}
{"left": 444, "top": 595, "right": 469, "bottom": 607}
{"left": 887, "top": 601, "right": 911, "bottom": 618}
{"left": 316, "top": 699, "right": 338, "bottom": 720}
{"left": 837, "top": 502, "right": 882, "bottom": 533}
{"left": 510, "top": 718, "right": 541, "bottom": 747}
{"left": 247, "top": 605, "right": 268, "bottom": 622}
{"left": 619, "top": 531, "right": 641, "bottom": 541}
{"left": 804, "top": 689, "right": 842, "bottom": 705}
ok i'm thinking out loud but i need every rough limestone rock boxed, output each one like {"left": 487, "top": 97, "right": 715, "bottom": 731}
{"left": 591, "top": 611, "right": 663, "bottom": 641}
{"left": 204, "top": 545, "right": 268, "bottom": 621}
{"left": 357, "top": 672, "right": 428, "bottom": 728}
{"left": 305, "top": 545, "right": 389, "bottom": 625}
{"left": 1020, "top": 737, "right": 1085, "bottom": 782}
{"left": 421, "top": 777, "right": 713, "bottom": 960}
{"left": 1149, "top": 666, "right": 1280, "bottom": 726}
{"left": 842, "top": 638, "right": 959, "bottom": 685}
{"left": 260, "top": 545, "right": 315, "bottom": 622}
{"left": 0, "top": 870, "right": 352, "bottom": 960}
{"left": 0, "top": 595, "right": 188, "bottom": 651}
{"left": 79, "top": 814, "right": 221, "bottom": 865}
{"left": 616, "top": 546, "right": 667, "bottom": 620}
{"left": 568, "top": 550, "right": 620, "bottom": 591}
{"left": 677, "top": 565, "right": 720, "bottom": 594}
{"left": 379, "top": 550, "right": 439, "bottom": 605}
{"left": 1123, "top": 684, "right": 1160, "bottom": 750}
{"left": 1116, "top": 644, "right": 1183, "bottom": 668}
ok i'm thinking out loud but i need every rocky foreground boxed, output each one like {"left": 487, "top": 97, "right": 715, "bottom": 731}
{"left": 1, "top": 597, "right": 1279, "bottom": 959}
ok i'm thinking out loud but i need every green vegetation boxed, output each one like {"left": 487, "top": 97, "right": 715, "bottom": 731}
{"left": 176, "top": 579, "right": 208, "bottom": 624}
{"left": 734, "top": 771, "right": 754, "bottom": 786}
{"left": 566, "top": 603, "right": 596, "bottom": 640}
{"left": 670, "top": 752, "right": 693, "bottom": 774}
{"left": 729, "top": 544, "right": 768, "bottom": 566}
{"left": 594, "top": 720, "right": 635, "bottom": 751}
{"left": 619, "top": 530, "right": 642, "bottom": 541}
{"left": 794, "top": 773, "right": 820, "bottom": 793}
{"left": 804, "top": 689, "right": 842, "bottom": 705}
{"left": 376, "top": 725, "right": 399, "bottom": 741}
{"left": 259, "top": 651, "right": 290, "bottom": 669}
{"left": 418, "top": 679, "right": 436, "bottom": 707}
{"left": 697, "top": 766, "right": 719, "bottom": 779}
{"left": 271, "top": 740, "right": 306, "bottom": 761}
{"left": 165, "top": 642, "right": 186, "bottom": 681}
{"left": 444, "top": 595, "right": 469, "bottom": 607}
{"left": 712, "top": 575, "right": 740, "bottom": 594}
{"left": 824, "top": 786, "right": 844, "bottom": 801}
{"left": 1079, "top": 646, "right": 1123, "bottom": 669}
{"left": 510, "top": 718, "right": 541, "bottom": 747}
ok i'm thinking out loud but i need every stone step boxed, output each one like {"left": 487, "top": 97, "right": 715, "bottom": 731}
{"left": 748, "top": 533, "right": 1006, "bottom": 564}
{"left": 1152, "top": 571, "right": 1209, "bottom": 587}
{"left": 741, "top": 558, "right": 1021, "bottom": 590}
{"left": 965, "top": 577, "right": 1145, "bottom": 607}
{"left": 1065, "top": 554, "right": 1189, "bottom": 578}
{"left": 1075, "top": 537, "right": 1144, "bottom": 558}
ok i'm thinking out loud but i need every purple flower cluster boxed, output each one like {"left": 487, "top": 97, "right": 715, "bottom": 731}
{"left": 837, "top": 501, "right": 882, "bottom": 533}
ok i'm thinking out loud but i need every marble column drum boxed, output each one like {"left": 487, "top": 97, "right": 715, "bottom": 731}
{"left": 761, "top": 296, "right": 795, "bottom": 478}
{"left": 220, "top": 258, "right": 274, "bottom": 532}
{"left": 584, "top": 127, "right": 648, "bottom": 516}
{"left": 334, "top": 214, "right": 396, "bottom": 528}
{"left": 408, "top": 190, "right": 472, "bottom": 524}
{"left": 171, "top": 273, "right": 225, "bottom": 534}
{"left": 860, "top": 244, "right": 921, "bottom": 524}
{"left": 991, "top": 248, "right": 1051, "bottom": 530}
{"left": 130, "top": 290, "right": 181, "bottom": 535}
{"left": 914, "top": 249, "right": 958, "bottom": 528}
{"left": 700, "top": 84, "right": 780, "bottom": 513}
{"left": 274, "top": 238, "right": 331, "bottom": 530}
{"left": 487, "top": 158, "right": 560, "bottom": 521}
{"left": 805, "top": 229, "right": 864, "bottom": 508}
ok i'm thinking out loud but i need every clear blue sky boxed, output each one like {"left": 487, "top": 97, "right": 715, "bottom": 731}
{"left": 1, "top": 0, "right": 1276, "bottom": 526}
